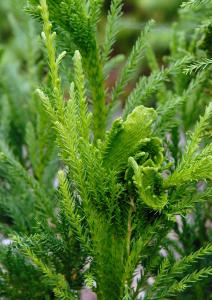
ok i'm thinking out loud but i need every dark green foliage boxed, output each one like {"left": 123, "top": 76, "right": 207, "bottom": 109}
{"left": 0, "top": 0, "right": 211, "bottom": 299}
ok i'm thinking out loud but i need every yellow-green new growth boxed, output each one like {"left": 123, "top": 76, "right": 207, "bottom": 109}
{"left": 102, "top": 105, "right": 157, "bottom": 172}
{"left": 129, "top": 157, "right": 168, "bottom": 211}
{"left": 39, "top": 0, "right": 65, "bottom": 116}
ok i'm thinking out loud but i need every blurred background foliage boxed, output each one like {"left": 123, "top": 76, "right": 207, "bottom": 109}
{"left": 0, "top": 0, "right": 40, "bottom": 158}
{"left": 102, "top": 0, "right": 182, "bottom": 55}
{"left": 0, "top": 0, "right": 57, "bottom": 236}
{"left": 101, "top": 0, "right": 183, "bottom": 90}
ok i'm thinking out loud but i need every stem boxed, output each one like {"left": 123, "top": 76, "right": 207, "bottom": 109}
{"left": 83, "top": 43, "right": 107, "bottom": 141}
{"left": 120, "top": 195, "right": 135, "bottom": 299}
{"left": 127, "top": 196, "right": 135, "bottom": 257}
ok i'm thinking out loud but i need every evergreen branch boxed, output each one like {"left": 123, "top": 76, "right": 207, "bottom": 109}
{"left": 73, "top": 50, "right": 91, "bottom": 141}
{"left": 14, "top": 236, "right": 76, "bottom": 300}
{"left": 167, "top": 187, "right": 212, "bottom": 218}
{"left": 37, "top": 84, "right": 91, "bottom": 204}
{"left": 58, "top": 170, "right": 90, "bottom": 252}
{"left": 123, "top": 57, "right": 190, "bottom": 118}
{"left": 170, "top": 244, "right": 212, "bottom": 275}
{"left": 154, "top": 94, "right": 183, "bottom": 136}
{"left": 102, "top": 0, "right": 123, "bottom": 64}
{"left": 154, "top": 70, "right": 203, "bottom": 136}
{"left": 88, "top": 49, "right": 107, "bottom": 141}
{"left": 145, "top": 244, "right": 212, "bottom": 299}
{"left": 89, "top": 0, "right": 104, "bottom": 26}
{"left": 36, "top": 88, "right": 58, "bottom": 122}
{"left": 123, "top": 69, "right": 167, "bottom": 119}
{"left": 39, "top": 0, "right": 65, "bottom": 116}
{"left": 110, "top": 20, "right": 154, "bottom": 107}
{"left": 181, "top": 0, "right": 212, "bottom": 8}
{"left": 165, "top": 144, "right": 212, "bottom": 186}
{"left": 157, "top": 267, "right": 212, "bottom": 299}
{"left": 37, "top": 52, "right": 93, "bottom": 203}
{"left": 184, "top": 58, "right": 212, "bottom": 74}
{"left": 53, "top": 119, "right": 78, "bottom": 172}
{"left": 123, "top": 219, "right": 166, "bottom": 286}
{"left": 0, "top": 147, "right": 53, "bottom": 218}
{"left": 183, "top": 102, "right": 212, "bottom": 161}
{"left": 165, "top": 103, "right": 212, "bottom": 186}
{"left": 29, "top": 0, "right": 107, "bottom": 140}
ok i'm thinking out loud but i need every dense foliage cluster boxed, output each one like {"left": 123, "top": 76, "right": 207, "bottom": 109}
{"left": 0, "top": 0, "right": 211, "bottom": 299}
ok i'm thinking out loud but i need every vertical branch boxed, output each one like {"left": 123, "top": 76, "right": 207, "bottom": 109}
{"left": 126, "top": 196, "right": 135, "bottom": 257}
{"left": 39, "top": 0, "right": 64, "bottom": 116}
{"left": 84, "top": 44, "right": 107, "bottom": 141}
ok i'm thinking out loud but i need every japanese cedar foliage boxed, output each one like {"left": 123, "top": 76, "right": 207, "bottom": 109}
{"left": 0, "top": 0, "right": 212, "bottom": 299}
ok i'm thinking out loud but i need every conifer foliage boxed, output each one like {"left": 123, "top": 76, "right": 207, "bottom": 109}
{"left": 0, "top": 0, "right": 212, "bottom": 299}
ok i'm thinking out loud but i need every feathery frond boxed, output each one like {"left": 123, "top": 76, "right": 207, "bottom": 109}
{"left": 181, "top": 0, "right": 212, "bottom": 9}
{"left": 184, "top": 57, "right": 212, "bottom": 74}
{"left": 110, "top": 20, "right": 154, "bottom": 107}
{"left": 165, "top": 103, "right": 212, "bottom": 186}
{"left": 102, "top": 0, "right": 123, "bottom": 64}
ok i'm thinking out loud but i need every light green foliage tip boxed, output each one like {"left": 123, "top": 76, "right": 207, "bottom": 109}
{"left": 102, "top": 105, "right": 157, "bottom": 172}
